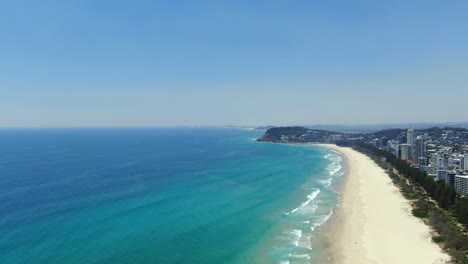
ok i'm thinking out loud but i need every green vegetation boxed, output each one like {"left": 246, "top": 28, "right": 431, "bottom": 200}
{"left": 412, "top": 208, "right": 428, "bottom": 218}
{"left": 256, "top": 126, "right": 340, "bottom": 143}
{"left": 433, "top": 236, "right": 447, "bottom": 243}
{"left": 372, "top": 128, "right": 406, "bottom": 139}
{"left": 453, "top": 144, "right": 463, "bottom": 152}
{"left": 355, "top": 143, "right": 468, "bottom": 263}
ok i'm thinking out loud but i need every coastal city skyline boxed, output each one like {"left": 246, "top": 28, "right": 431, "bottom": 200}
{"left": 2, "top": 1, "right": 468, "bottom": 127}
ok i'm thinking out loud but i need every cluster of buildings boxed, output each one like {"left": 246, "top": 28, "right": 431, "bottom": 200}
{"left": 370, "top": 128, "right": 468, "bottom": 195}
{"left": 262, "top": 126, "right": 468, "bottom": 194}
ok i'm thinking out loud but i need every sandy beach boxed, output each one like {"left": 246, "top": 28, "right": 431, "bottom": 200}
{"left": 318, "top": 144, "right": 449, "bottom": 264}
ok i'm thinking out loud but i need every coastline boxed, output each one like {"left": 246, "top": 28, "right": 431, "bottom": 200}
{"left": 314, "top": 144, "right": 449, "bottom": 263}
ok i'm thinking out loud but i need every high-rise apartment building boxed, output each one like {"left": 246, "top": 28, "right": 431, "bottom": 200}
{"left": 438, "top": 170, "right": 448, "bottom": 181}
{"left": 464, "top": 155, "right": 468, "bottom": 172}
{"left": 407, "top": 129, "right": 414, "bottom": 146}
{"left": 455, "top": 175, "right": 468, "bottom": 195}
{"left": 431, "top": 154, "right": 441, "bottom": 170}
{"left": 446, "top": 172, "right": 456, "bottom": 188}
{"left": 418, "top": 157, "right": 428, "bottom": 166}
{"left": 414, "top": 136, "right": 424, "bottom": 160}
{"left": 401, "top": 144, "right": 413, "bottom": 160}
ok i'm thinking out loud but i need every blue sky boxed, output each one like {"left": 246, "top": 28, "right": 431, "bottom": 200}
{"left": 1, "top": 1, "right": 468, "bottom": 127}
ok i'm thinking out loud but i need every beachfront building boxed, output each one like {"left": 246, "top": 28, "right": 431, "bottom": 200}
{"left": 414, "top": 136, "right": 425, "bottom": 160}
{"left": 431, "top": 153, "right": 439, "bottom": 172}
{"left": 436, "top": 156, "right": 445, "bottom": 171}
{"left": 395, "top": 144, "right": 401, "bottom": 158}
{"left": 418, "top": 157, "right": 428, "bottom": 166}
{"left": 454, "top": 175, "right": 468, "bottom": 195}
{"left": 464, "top": 155, "right": 468, "bottom": 172}
{"left": 381, "top": 137, "right": 389, "bottom": 147}
{"left": 461, "top": 155, "right": 465, "bottom": 171}
{"left": 407, "top": 129, "right": 414, "bottom": 147}
{"left": 446, "top": 173, "right": 456, "bottom": 188}
{"left": 371, "top": 138, "right": 380, "bottom": 148}
{"left": 387, "top": 140, "right": 396, "bottom": 152}
{"left": 448, "top": 158, "right": 455, "bottom": 170}
{"left": 328, "top": 134, "right": 342, "bottom": 142}
{"left": 437, "top": 170, "right": 448, "bottom": 181}
{"left": 400, "top": 144, "right": 412, "bottom": 160}
{"left": 421, "top": 165, "right": 433, "bottom": 174}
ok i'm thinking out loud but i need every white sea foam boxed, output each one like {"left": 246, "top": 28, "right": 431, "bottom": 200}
{"left": 298, "top": 235, "right": 312, "bottom": 250}
{"left": 288, "top": 229, "right": 302, "bottom": 246}
{"left": 300, "top": 203, "right": 318, "bottom": 214}
{"left": 317, "top": 178, "right": 333, "bottom": 187}
{"left": 290, "top": 254, "right": 311, "bottom": 259}
{"left": 326, "top": 162, "right": 342, "bottom": 176}
{"left": 331, "top": 149, "right": 342, "bottom": 155}
{"left": 312, "top": 209, "right": 333, "bottom": 229}
{"left": 324, "top": 153, "right": 342, "bottom": 163}
{"left": 279, "top": 261, "right": 290, "bottom": 264}
{"left": 302, "top": 189, "right": 320, "bottom": 207}
{"left": 285, "top": 189, "right": 320, "bottom": 215}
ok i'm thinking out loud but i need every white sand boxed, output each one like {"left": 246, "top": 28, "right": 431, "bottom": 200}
{"left": 318, "top": 144, "right": 449, "bottom": 264}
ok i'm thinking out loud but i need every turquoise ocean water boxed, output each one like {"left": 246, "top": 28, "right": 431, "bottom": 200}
{"left": 0, "top": 128, "right": 344, "bottom": 264}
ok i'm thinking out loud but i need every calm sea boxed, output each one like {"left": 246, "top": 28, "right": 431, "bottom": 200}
{"left": 0, "top": 128, "right": 344, "bottom": 264}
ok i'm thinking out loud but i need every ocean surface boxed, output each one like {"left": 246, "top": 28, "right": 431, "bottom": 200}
{"left": 0, "top": 128, "right": 344, "bottom": 264}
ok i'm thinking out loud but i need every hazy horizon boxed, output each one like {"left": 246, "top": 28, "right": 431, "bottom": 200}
{"left": 2, "top": 1, "right": 468, "bottom": 127}
{"left": 2, "top": 121, "right": 468, "bottom": 130}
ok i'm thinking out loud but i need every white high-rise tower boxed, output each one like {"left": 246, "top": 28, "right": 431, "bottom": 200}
{"left": 407, "top": 129, "right": 414, "bottom": 147}
{"left": 464, "top": 154, "right": 468, "bottom": 172}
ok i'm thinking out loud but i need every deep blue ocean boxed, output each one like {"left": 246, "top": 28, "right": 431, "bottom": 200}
{"left": 0, "top": 128, "right": 344, "bottom": 264}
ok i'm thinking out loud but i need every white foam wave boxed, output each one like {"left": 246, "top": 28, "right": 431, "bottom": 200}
{"left": 298, "top": 235, "right": 312, "bottom": 250}
{"left": 317, "top": 178, "right": 333, "bottom": 187}
{"left": 290, "top": 254, "right": 311, "bottom": 259}
{"left": 302, "top": 189, "right": 320, "bottom": 207}
{"left": 300, "top": 203, "right": 318, "bottom": 214}
{"left": 312, "top": 209, "right": 333, "bottom": 229}
{"left": 285, "top": 189, "right": 320, "bottom": 215}
{"left": 288, "top": 229, "right": 302, "bottom": 246}
{"left": 324, "top": 153, "right": 342, "bottom": 163}
{"left": 326, "top": 162, "right": 342, "bottom": 176}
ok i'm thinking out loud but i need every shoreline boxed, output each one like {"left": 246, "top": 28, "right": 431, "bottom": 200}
{"left": 313, "top": 144, "right": 449, "bottom": 263}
